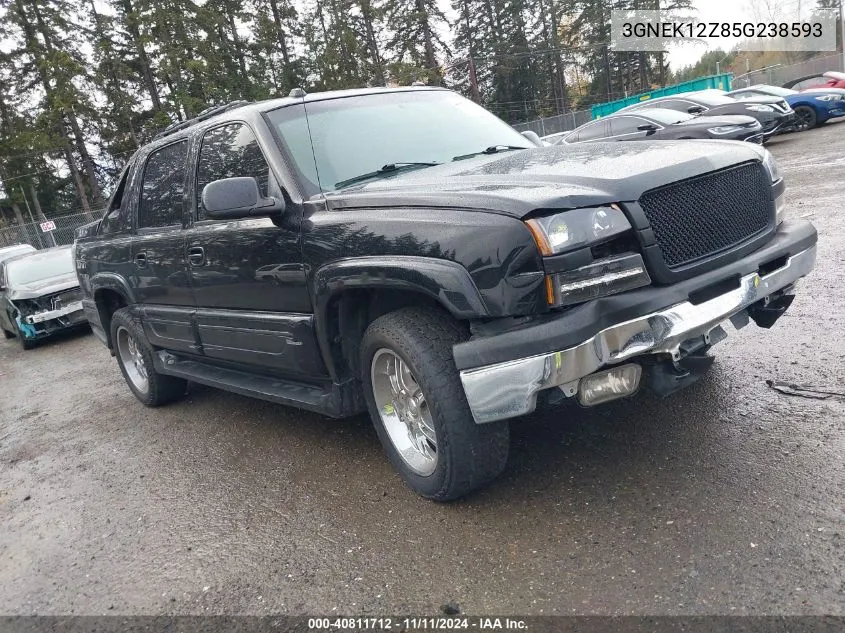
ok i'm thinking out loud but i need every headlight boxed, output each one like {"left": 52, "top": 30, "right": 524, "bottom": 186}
{"left": 746, "top": 104, "right": 774, "bottom": 112}
{"left": 761, "top": 149, "right": 781, "bottom": 182}
{"left": 707, "top": 125, "right": 743, "bottom": 135}
{"left": 525, "top": 206, "right": 631, "bottom": 256}
{"left": 815, "top": 94, "right": 844, "bottom": 102}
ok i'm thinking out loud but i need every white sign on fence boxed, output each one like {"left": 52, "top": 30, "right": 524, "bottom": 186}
{"left": 40, "top": 220, "right": 57, "bottom": 233}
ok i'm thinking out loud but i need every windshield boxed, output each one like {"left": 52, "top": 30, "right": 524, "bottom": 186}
{"left": 267, "top": 90, "right": 533, "bottom": 192}
{"left": 640, "top": 108, "right": 695, "bottom": 124}
{"left": 754, "top": 85, "right": 795, "bottom": 97}
{"left": 691, "top": 93, "right": 738, "bottom": 106}
{"left": 6, "top": 248, "right": 74, "bottom": 285}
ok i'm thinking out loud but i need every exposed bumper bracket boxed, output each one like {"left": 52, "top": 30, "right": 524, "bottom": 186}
{"left": 459, "top": 244, "right": 816, "bottom": 424}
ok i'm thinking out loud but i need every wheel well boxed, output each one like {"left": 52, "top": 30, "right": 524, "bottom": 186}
{"left": 93, "top": 288, "right": 128, "bottom": 349}
{"left": 325, "top": 289, "right": 463, "bottom": 381}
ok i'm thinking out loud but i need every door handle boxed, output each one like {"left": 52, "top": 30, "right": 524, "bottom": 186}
{"left": 188, "top": 246, "right": 205, "bottom": 267}
{"left": 135, "top": 252, "right": 147, "bottom": 268}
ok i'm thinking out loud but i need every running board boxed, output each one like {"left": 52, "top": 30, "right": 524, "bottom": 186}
{"left": 152, "top": 351, "right": 363, "bottom": 418}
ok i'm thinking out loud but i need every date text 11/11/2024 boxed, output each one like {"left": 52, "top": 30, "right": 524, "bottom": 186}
{"left": 307, "top": 617, "right": 528, "bottom": 630}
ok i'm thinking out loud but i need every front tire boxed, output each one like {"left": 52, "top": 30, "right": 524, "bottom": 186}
{"left": 360, "top": 307, "right": 509, "bottom": 501}
{"left": 110, "top": 307, "right": 187, "bottom": 406}
{"left": 2, "top": 327, "right": 13, "bottom": 339}
{"left": 793, "top": 105, "right": 817, "bottom": 131}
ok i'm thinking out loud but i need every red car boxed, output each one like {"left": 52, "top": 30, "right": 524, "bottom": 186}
{"left": 783, "top": 71, "right": 845, "bottom": 91}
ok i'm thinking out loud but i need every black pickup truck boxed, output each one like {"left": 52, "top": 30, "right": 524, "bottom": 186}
{"left": 74, "top": 87, "right": 817, "bottom": 500}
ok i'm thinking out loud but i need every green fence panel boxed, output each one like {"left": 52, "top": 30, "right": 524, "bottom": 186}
{"left": 591, "top": 74, "right": 733, "bottom": 119}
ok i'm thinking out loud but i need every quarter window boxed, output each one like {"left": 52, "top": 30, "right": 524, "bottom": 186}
{"left": 138, "top": 142, "right": 188, "bottom": 229}
{"left": 196, "top": 124, "right": 272, "bottom": 220}
{"left": 577, "top": 120, "right": 608, "bottom": 141}
{"left": 609, "top": 116, "right": 648, "bottom": 136}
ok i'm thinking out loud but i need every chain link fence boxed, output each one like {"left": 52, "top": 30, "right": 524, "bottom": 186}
{"left": 732, "top": 53, "right": 845, "bottom": 89}
{"left": 0, "top": 212, "right": 102, "bottom": 250}
{"left": 511, "top": 108, "right": 593, "bottom": 138}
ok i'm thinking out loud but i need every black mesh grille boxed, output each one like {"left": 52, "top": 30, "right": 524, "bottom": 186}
{"left": 639, "top": 162, "right": 773, "bottom": 269}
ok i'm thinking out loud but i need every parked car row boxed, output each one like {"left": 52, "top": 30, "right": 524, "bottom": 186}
{"left": 545, "top": 76, "right": 845, "bottom": 146}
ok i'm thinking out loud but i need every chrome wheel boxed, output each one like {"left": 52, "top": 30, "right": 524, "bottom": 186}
{"left": 370, "top": 348, "right": 438, "bottom": 476}
{"left": 116, "top": 325, "right": 149, "bottom": 394}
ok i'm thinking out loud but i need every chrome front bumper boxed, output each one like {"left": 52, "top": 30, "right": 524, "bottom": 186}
{"left": 459, "top": 244, "right": 817, "bottom": 424}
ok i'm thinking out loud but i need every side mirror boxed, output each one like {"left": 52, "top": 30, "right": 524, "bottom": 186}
{"left": 520, "top": 130, "right": 543, "bottom": 146}
{"left": 637, "top": 124, "right": 659, "bottom": 132}
{"left": 687, "top": 106, "right": 705, "bottom": 114}
{"left": 201, "top": 177, "right": 285, "bottom": 220}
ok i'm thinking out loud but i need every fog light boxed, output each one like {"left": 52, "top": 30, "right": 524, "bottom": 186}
{"left": 577, "top": 364, "right": 642, "bottom": 406}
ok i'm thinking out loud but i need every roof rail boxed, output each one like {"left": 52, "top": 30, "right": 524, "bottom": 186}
{"left": 153, "top": 100, "right": 250, "bottom": 140}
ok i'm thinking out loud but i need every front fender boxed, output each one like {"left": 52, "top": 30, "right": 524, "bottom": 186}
{"left": 310, "top": 256, "right": 491, "bottom": 379}
{"left": 311, "top": 255, "right": 490, "bottom": 320}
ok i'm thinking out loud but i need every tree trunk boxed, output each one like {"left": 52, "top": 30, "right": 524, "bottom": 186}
{"left": 62, "top": 144, "right": 94, "bottom": 219}
{"left": 10, "top": 202, "right": 29, "bottom": 244}
{"left": 358, "top": 0, "right": 385, "bottom": 86}
{"left": 27, "top": 0, "right": 104, "bottom": 205}
{"left": 120, "top": 0, "right": 163, "bottom": 111}
{"left": 28, "top": 182, "right": 56, "bottom": 246}
{"left": 226, "top": 10, "right": 250, "bottom": 87}
{"left": 267, "top": 0, "right": 293, "bottom": 69}
{"left": 416, "top": 0, "right": 438, "bottom": 78}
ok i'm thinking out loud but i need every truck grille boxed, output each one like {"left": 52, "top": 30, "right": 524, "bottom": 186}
{"left": 638, "top": 162, "right": 773, "bottom": 269}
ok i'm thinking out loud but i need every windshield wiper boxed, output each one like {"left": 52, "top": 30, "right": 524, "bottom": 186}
{"left": 334, "top": 162, "right": 441, "bottom": 189}
{"left": 452, "top": 145, "right": 532, "bottom": 161}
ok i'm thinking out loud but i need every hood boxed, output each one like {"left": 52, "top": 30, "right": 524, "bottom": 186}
{"left": 675, "top": 114, "right": 759, "bottom": 127}
{"left": 9, "top": 272, "right": 80, "bottom": 301}
{"left": 322, "top": 141, "right": 766, "bottom": 218}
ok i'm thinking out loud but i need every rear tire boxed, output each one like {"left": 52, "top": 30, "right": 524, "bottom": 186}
{"left": 360, "top": 306, "right": 510, "bottom": 501}
{"left": 110, "top": 307, "right": 187, "bottom": 406}
{"left": 2, "top": 328, "right": 13, "bottom": 339}
{"left": 793, "top": 105, "right": 817, "bottom": 131}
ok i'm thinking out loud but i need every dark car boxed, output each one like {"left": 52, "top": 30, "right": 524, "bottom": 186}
{"left": 546, "top": 108, "right": 763, "bottom": 144}
{"left": 618, "top": 90, "right": 794, "bottom": 137}
{"left": 728, "top": 84, "right": 845, "bottom": 131}
{"left": 0, "top": 246, "right": 87, "bottom": 349}
{"left": 74, "top": 87, "right": 817, "bottom": 500}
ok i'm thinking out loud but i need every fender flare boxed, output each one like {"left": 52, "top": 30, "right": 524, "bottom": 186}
{"left": 311, "top": 256, "right": 491, "bottom": 378}
{"left": 90, "top": 273, "right": 136, "bottom": 306}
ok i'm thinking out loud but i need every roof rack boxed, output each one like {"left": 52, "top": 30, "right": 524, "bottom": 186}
{"left": 153, "top": 100, "right": 250, "bottom": 140}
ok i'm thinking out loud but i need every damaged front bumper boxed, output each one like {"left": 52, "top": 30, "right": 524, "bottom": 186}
{"left": 23, "top": 301, "right": 84, "bottom": 324}
{"left": 14, "top": 299, "right": 86, "bottom": 340}
{"left": 455, "top": 220, "right": 817, "bottom": 424}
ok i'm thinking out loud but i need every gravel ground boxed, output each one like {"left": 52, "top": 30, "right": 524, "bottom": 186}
{"left": 0, "top": 122, "right": 843, "bottom": 617}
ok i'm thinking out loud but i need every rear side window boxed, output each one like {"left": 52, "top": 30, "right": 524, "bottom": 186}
{"left": 577, "top": 120, "right": 608, "bottom": 141}
{"left": 609, "top": 116, "right": 647, "bottom": 136}
{"left": 138, "top": 142, "right": 188, "bottom": 229}
{"left": 196, "top": 124, "right": 272, "bottom": 220}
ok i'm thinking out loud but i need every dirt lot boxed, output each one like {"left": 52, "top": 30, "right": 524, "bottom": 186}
{"left": 1, "top": 122, "right": 843, "bottom": 616}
